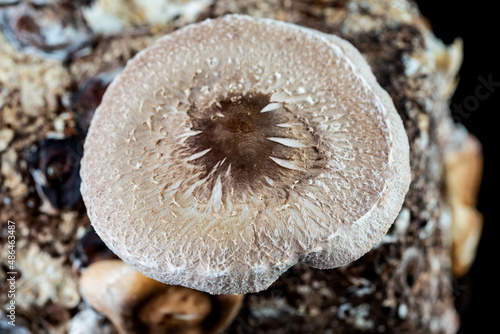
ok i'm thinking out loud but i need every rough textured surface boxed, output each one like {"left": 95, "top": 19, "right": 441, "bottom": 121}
{"left": 0, "top": 0, "right": 481, "bottom": 333}
{"left": 81, "top": 14, "right": 410, "bottom": 295}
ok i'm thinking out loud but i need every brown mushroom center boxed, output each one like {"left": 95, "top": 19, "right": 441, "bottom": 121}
{"left": 183, "top": 92, "right": 320, "bottom": 196}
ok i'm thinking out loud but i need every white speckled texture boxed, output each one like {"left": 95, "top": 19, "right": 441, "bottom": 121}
{"left": 80, "top": 14, "right": 410, "bottom": 294}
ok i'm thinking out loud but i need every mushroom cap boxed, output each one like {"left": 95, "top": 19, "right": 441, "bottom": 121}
{"left": 81, "top": 14, "right": 411, "bottom": 294}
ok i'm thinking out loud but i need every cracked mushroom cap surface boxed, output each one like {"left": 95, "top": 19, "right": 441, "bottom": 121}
{"left": 81, "top": 14, "right": 411, "bottom": 295}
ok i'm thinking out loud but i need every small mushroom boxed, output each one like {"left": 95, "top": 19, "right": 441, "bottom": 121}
{"left": 81, "top": 15, "right": 411, "bottom": 294}
{"left": 443, "top": 133, "right": 483, "bottom": 277}
{"left": 23, "top": 136, "right": 83, "bottom": 210}
{"left": 79, "top": 259, "right": 244, "bottom": 334}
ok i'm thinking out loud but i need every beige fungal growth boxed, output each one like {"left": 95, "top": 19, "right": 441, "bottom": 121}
{"left": 79, "top": 259, "right": 243, "bottom": 334}
{"left": 80, "top": 14, "right": 411, "bottom": 294}
{"left": 443, "top": 133, "right": 483, "bottom": 277}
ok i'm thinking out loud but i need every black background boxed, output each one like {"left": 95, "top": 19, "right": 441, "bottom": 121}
{"left": 416, "top": 1, "right": 498, "bottom": 333}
